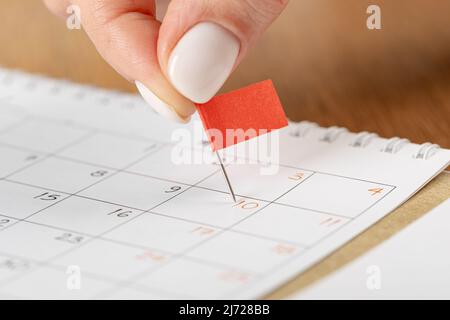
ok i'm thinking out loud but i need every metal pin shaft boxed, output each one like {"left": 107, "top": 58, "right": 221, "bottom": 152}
{"left": 215, "top": 151, "right": 236, "bottom": 203}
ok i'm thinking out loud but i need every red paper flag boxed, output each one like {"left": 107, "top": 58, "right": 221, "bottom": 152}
{"left": 195, "top": 80, "right": 288, "bottom": 151}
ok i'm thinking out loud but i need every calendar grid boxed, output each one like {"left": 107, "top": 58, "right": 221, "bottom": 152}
{"left": 0, "top": 114, "right": 407, "bottom": 299}
{"left": 0, "top": 115, "right": 30, "bottom": 136}
{"left": 3, "top": 130, "right": 98, "bottom": 180}
{"left": 99, "top": 171, "right": 322, "bottom": 296}
{"left": 0, "top": 249, "right": 198, "bottom": 299}
{"left": 1, "top": 177, "right": 319, "bottom": 249}
{"left": 0, "top": 218, "right": 269, "bottom": 280}
{"left": 0, "top": 162, "right": 339, "bottom": 247}
{"left": 39, "top": 165, "right": 224, "bottom": 261}
{"left": 3, "top": 175, "right": 352, "bottom": 230}
{"left": 7, "top": 168, "right": 387, "bottom": 221}
{"left": 0, "top": 216, "right": 266, "bottom": 283}
{"left": 40, "top": 165, "right": 249, "bottom": 297}
{"left": 1, "top": 138, "right": 141, "bottom": 232}
{"left": 0, "top": 111, "right": 250, "bottom": 297}
{"left": 1, "top": 137, "right": 395, "bottom": 211}
{"left": 224, "top": 185, "right": 396, "bottom": 298}
{"left": 2, "top": 144, "right": 391, "bottom": 211}
{"left": 2, "top": 146, "right": 379, "bottom": 248}
{"left": 0, "top": 185, "right": 308, "bottom": 250}
{"left": 0, "top": 116, "right": 198, "bottom": 297}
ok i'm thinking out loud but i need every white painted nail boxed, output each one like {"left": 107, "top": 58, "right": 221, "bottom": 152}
{"left": 168, "top": 22, "right": 240, "bottom": 104}
{"left": 135, "top": 81, "right": 189, "bottom": 123}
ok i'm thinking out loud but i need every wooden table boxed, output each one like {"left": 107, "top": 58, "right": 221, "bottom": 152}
{"left": 1, "top": 0, "right": 449, "bottom": 147}
{"left": 1, "top": 0, "right": 449, "bottom": 299}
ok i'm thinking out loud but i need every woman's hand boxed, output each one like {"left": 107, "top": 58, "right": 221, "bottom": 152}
{"left": 44, "top": 0, "right": 288, "bottom": 122}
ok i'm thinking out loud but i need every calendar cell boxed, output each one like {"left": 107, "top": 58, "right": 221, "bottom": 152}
{"left": 0, "top": 180, "right": 70, "bottom": 219}
{"left": 9, "top": 157, "right": 115, "bottom": 194}
{"left": 104, "top": 213, "right": 219, "bottom": 254}
{"left": 29, "top": 196, "right": 141, "bottom": 235}
{"left": 80, "top": 172, "right": 186, "bottom": 211}
{"left": 0, "top": 145, "right": 44, "bottom": 178}
{"left": 138, "top": 258, "right": 255, "bottom": 299}
{"left": 0, "top": 222, "right": 89, "bottom": 261}
{"left": 0, "top": 255, "right": 33, "bottom": 282}
{"left": 0, "top": 215, "right": 17, "bottom": 229}
{"left": 198, "top": 163, "right": 314, "bottom": 201}
{"left": 235, "top": 204, "right": 349, "bottom": 246}
{"left": 188, "top": 231, "right": 302, "bottom": 274}
{"left": 127, "top": 145, "right": 220, "bottom": 185}
{"left": 0, "top": 113, "right": 23, "bottom": 132}
{"left": 60, "top": 132, "right": 160, "bottom": 169}
{"left": 153, "top": 187, "right": 268, "bottom": 228}
{"left": 0, "top": 119, "right": 89, "bottom": 153}
{"left": 54, "top": 239, "right": 170, "bottom": 281}
{"left": 277, "top": 173, "right": 394, "bottom": 218}
{"left": 0, "top": 266, "right": 111, "bottom": 299}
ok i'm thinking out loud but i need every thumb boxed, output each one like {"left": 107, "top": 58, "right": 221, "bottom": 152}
{"left": 66, "top": 0, "right": 196, "bottom": 123}
{"left": 158, "top": 0, "right": 289, "bottom": 103}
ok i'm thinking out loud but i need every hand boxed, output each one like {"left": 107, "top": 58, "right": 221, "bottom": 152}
{"left": 44, "top": 0, "right": 288, "bottom": 122}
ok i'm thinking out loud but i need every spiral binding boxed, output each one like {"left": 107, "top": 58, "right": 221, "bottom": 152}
{"left": 288, "top": 120, "right": 318, "bottom": 137}
{"left": 350, "top": 131, "right": 378, "bottom": 148}
{"left": 381, "top": 137, "right": 410, "bottom": 154}
{"left": 0, "top": 68, "right": 441, "bottom": 160}
{"left": 320, "top": 126, "right": 348, "bottom": 143}
{"left": 288, "top": 120, "right": 440, "bottom": 160}
{"left": 414, "top": 143, "right": 440, "bottom": 160}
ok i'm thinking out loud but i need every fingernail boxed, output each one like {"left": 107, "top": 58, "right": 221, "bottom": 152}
{"left": 135, "top": 81, "right": 190, "bottom": 123}
{"left": 168, "top": 22, "right": 240, "bottom": 104}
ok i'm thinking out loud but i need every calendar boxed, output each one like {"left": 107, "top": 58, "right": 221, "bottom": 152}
{"left": 0, "top": 68, "right": 449, "bottom": 299}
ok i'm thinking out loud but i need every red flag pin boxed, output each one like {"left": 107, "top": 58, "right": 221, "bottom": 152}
{"left": 196, "top": 80, "right": 288, "bottom": 202}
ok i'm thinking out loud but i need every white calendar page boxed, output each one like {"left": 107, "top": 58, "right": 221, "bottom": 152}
{"left": 0, "top": 68, "right": 449, "bottom": 299}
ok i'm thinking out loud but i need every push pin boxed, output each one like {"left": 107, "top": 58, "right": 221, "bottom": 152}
{"left": 195, "top": 80, "right": 288, "bottom": 203}
{"left": 215, "top": 151, "right": 236, "bottom": 203}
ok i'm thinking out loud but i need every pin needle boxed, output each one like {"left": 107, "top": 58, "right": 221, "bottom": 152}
{"left": 215, "top": 151, "right": 237, "bottom": 203}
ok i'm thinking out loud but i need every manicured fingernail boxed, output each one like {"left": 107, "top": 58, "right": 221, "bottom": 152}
{"left": 168, "top": 22, "right": 240, "bottom": 104}
{"left": 135, "top": 81, "right": 189, "bottom": 123}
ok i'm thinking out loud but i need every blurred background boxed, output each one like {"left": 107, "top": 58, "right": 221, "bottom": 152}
{"left": 1, "top": 0, "right": 449, "bottom": 146}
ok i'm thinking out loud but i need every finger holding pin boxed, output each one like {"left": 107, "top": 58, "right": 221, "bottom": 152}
{"left": 196, "top": 80, "right": 288, "bottom": 203}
